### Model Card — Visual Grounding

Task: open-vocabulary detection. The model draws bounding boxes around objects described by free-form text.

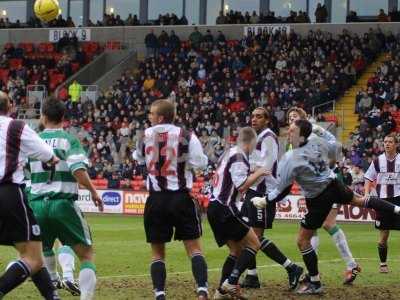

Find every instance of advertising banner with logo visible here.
[276,195,375,222]
[123,191,148,215]
[77,189,123,214]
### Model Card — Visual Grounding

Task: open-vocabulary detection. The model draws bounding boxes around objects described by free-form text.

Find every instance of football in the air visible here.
[34,0,60,22]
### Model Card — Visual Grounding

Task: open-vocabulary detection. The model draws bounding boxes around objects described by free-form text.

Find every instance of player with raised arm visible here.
[240,107,303,290]
[28,98,103,300]
[132,99,209,300]
[287,107,361,284]
[251,119,400,294]
[0,92,60,299]
[364,132,400,273]
[208,127,269,300]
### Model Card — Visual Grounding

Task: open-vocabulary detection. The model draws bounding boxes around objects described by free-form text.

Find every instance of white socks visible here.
[79,264,97,300]
[58,246,75,281]
[330,227,357,270]
[44,251,60,282]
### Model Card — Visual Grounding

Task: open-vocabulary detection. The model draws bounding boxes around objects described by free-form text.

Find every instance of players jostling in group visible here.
[208,126,269,299]
[240,108,303,290]
[287,107,361,284]
[251,119,400,294]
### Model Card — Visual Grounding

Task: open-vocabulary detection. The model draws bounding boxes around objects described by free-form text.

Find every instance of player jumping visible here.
[251,119,400,294]
[287,107,361,284]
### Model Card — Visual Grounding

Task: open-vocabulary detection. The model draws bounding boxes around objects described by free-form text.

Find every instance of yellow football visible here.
[34,0,60,23]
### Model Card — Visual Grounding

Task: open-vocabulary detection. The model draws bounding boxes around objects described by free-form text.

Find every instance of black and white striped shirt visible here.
[0,116,54,184]
[249,128,278,194]
[364,153,400,199]
[133,124,208,192]
[211,146,250,207]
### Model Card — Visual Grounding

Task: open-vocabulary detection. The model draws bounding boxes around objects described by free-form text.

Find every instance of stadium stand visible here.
[2,40,102,118]
[55,27,393,196]
[347,34,400,175]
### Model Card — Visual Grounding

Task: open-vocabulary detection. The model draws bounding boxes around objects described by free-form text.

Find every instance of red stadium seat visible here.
[71,62,80,73]
[9,58,23,70]
[0,69,9,84]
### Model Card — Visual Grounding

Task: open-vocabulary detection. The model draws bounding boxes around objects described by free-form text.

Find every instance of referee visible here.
[0,92,60,300]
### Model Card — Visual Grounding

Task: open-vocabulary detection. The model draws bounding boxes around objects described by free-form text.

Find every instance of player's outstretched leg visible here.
[322,208,360,284]
[258,237,303,290]
[378,230,390,273]
[74,245,97,300]
[58,245,81,296]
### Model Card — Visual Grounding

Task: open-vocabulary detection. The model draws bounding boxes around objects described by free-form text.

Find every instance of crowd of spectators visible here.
[216,3,328,24]
[57,27,388,185]
[0,38,101,118]
[347,35,400,180]
[0,5,397,29]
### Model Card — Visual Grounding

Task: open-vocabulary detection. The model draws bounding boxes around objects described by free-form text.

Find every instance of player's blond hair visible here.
[238,126,257,145]
[151,99,176,123]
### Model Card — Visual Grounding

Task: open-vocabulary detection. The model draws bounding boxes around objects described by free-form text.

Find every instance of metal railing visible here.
[311,100,336,119]
[80,85,98,104]
[17,108,41,119]
[26,84,47,107]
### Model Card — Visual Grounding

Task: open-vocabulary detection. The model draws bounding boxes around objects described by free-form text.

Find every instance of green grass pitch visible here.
[1,214,400,299]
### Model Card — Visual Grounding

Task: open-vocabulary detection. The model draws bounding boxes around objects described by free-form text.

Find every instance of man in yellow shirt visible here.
[68,80,82,107]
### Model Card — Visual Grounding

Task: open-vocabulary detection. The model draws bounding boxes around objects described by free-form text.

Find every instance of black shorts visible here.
[241,189,276,229]
[375,196,400,230]
[301,179,354,230]
[144,191,202,243]
[0,184,41,246]
[207,200,250,247]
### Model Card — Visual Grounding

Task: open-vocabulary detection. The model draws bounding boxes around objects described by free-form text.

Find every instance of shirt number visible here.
[146,146,177,177]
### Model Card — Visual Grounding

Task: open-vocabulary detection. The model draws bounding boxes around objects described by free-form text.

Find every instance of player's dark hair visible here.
[0,91,10,114]
[41,97,65,124]
[253,107,270,120]
[295,119,312,139]
[152,99,176,123]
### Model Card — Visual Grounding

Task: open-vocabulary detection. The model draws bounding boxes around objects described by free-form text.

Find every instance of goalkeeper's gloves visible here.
[251,196,267,209]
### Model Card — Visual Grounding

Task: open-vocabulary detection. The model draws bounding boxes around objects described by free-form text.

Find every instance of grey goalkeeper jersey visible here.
[269,135,337,199]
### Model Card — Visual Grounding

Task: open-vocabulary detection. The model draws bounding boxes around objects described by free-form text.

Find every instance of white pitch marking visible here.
[98,257,400,280]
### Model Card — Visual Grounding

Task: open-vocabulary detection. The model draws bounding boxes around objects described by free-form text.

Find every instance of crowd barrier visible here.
[76,189,375,222]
